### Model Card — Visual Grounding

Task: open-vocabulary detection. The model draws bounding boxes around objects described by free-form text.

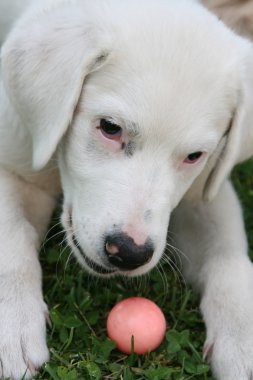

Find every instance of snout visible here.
[104,233,154,270]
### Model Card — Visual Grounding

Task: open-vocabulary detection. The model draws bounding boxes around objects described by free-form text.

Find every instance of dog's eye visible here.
[99,119,122,140]
[184,151,203,164]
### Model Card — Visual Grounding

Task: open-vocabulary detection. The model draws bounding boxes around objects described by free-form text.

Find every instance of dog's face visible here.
[2,0,253,277]
[58,21,239,277]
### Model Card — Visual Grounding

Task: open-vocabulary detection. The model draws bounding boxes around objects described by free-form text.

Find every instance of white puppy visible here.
[0,0,253,379]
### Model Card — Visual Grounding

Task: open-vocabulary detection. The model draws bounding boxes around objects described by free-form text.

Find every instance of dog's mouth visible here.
[72,234,116,275]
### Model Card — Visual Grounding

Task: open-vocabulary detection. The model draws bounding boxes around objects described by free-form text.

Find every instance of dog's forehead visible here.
[83,0,241,140]
[86,61,235,147]
[84,74,226,154]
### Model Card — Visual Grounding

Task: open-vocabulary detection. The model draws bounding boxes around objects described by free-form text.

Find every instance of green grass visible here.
[30,160,253,380]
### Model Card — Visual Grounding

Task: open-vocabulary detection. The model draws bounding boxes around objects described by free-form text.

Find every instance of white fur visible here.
[0,0,253,379]
[0,0,31,44]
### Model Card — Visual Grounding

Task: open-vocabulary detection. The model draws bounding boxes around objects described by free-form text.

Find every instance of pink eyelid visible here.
[96,126,122,142]
[96,127,123,153]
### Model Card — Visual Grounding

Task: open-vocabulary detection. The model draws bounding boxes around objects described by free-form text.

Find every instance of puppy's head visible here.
[2,0,253,276]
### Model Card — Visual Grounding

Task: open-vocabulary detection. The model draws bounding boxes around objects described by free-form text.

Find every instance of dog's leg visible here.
[0,167,57,380]
[171,180,253,380]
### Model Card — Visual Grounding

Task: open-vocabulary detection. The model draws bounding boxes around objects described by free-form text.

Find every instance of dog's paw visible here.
[0,295,49,380]
[203,331,253,380]
[200,257,253,380]
[202,293,253,380]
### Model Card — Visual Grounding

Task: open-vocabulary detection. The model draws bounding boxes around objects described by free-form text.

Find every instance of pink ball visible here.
[107,297,166,355]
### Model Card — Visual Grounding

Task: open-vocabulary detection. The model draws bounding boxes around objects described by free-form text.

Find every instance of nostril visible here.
[105,242,123,265]
[105,243,119,256]
[104,233,154,270]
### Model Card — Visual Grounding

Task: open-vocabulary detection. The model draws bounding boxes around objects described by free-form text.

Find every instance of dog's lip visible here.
[72,234,116,275]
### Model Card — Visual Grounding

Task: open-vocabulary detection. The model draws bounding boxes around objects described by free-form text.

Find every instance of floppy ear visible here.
[1,4,112,170]
[203,43,253,201]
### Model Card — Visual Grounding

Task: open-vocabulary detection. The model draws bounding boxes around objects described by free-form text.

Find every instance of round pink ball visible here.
[107,297,166,355]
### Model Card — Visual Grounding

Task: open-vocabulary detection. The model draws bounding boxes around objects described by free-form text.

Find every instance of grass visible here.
[25,160,253,380]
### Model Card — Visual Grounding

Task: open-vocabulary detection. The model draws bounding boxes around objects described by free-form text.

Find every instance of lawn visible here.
[31,160,253,380]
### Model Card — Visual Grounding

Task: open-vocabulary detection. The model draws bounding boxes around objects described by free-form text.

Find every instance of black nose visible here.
[104,233,154,270]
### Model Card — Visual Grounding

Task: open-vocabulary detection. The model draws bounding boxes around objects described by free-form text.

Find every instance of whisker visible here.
[63,249,74,279]
[156,263,169,297]
[43,229,66,247]
[55,242,71,282]
[162,253,186,288]
[166,239,189,264]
